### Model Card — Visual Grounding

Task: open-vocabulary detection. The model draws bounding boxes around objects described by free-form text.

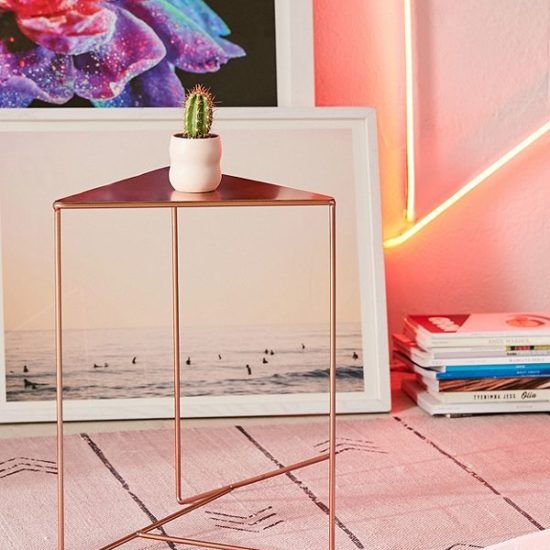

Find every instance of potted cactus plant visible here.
[169,85,222,193]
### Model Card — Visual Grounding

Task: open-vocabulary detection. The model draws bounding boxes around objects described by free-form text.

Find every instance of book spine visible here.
[426,387,550,404]
[420,375,550,392]
[396,353,550,380]
[445,362,550,372]
[417,334,550,349]
[402,379,550,415]
[437,366,550,379]
[408,352,550,368]
[393,338,550,363]
[432,349,550,360]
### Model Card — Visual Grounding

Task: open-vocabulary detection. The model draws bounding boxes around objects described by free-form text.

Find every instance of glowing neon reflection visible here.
[404,0,416,223]
[384,119,550,248]
[385,0,550,248]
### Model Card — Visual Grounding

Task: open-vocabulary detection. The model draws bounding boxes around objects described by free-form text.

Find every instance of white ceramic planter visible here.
[169,134,222,192]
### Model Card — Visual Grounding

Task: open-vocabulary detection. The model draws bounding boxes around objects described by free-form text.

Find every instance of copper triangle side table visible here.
[53,167,337,550]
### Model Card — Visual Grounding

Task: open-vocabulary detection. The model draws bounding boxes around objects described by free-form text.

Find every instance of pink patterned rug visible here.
[2,413,550,549]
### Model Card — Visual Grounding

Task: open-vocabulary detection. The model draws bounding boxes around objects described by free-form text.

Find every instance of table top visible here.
[54,167,334,210]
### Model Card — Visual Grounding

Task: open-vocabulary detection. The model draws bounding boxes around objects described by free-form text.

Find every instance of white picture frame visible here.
[0,107,390,422]
[0,0,313,122]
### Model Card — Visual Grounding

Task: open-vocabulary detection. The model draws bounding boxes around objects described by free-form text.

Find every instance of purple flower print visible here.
[0,0,245,107]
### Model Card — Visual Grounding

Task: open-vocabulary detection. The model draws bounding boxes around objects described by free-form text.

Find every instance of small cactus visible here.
[183,84,214,138]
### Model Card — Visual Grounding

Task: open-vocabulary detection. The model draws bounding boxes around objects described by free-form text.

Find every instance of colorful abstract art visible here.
[0,0,277,107]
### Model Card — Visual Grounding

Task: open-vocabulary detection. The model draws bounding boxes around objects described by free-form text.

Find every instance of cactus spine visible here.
[183,84,214,138]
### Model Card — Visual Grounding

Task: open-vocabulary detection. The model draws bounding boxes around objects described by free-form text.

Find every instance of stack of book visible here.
[395,313,550,415]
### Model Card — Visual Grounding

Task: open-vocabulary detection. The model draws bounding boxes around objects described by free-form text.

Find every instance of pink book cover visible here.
[406,313,550,338]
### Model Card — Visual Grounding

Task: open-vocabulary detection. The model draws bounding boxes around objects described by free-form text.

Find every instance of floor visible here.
[5,375,550,549]
[4,382,550,549]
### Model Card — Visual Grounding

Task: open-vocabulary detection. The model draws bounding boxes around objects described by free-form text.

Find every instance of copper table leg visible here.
[329,202,337,550]
[172,207,183,502]
[138,531,263,550]
[55,209,65,550]
[98,488,232,550]
[55,201,337,549]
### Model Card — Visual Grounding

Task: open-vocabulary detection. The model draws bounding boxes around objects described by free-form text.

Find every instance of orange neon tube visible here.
[384,118,550,248]
[385,0,550,248]
[404,0,416,223]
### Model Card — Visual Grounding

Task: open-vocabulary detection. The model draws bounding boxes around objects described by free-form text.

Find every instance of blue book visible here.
[436,364,550,380]
[394,353,550,380]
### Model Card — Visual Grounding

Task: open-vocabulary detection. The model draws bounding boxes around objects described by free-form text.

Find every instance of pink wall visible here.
[314,0,550,336]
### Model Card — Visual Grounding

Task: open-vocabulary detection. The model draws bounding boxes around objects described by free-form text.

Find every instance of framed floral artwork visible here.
[0,0,314,112]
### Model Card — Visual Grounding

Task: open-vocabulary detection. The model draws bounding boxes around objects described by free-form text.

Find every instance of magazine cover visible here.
[404,313,550,349]
[406,313,550,338]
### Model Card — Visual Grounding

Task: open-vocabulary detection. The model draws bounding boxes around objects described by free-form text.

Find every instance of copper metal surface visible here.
[53,168,334,210]
[55,210,64,550]
[98,488,232,550]
[54,174,337,549]
[172,207,183,502]
[177,453,330,506]
[329,203,337,549]
[138,532,262,550]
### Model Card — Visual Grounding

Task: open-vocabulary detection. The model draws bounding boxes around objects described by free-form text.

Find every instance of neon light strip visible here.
[404,0,416,222]
[384,118,550,248]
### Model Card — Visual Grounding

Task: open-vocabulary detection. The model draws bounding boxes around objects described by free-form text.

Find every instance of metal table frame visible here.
[54,170,337,550]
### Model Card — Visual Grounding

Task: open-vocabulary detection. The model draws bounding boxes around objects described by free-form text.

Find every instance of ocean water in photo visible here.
[5,324,364,401]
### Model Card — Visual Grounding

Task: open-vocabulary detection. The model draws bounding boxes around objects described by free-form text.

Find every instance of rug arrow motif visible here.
[315,437,387,455]
[0,457,57,479]
[444,545,483,550]
[205,505,283,532]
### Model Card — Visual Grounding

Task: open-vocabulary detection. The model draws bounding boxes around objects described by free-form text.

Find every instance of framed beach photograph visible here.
[0,108,390,422]
[0,0,314,114]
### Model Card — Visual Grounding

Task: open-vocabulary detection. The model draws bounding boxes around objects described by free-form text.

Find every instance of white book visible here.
[402,379,550,416]
[393,334,550,367]
[419,375,550,393]
[423,384,550,404]
[401,326,520,358]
